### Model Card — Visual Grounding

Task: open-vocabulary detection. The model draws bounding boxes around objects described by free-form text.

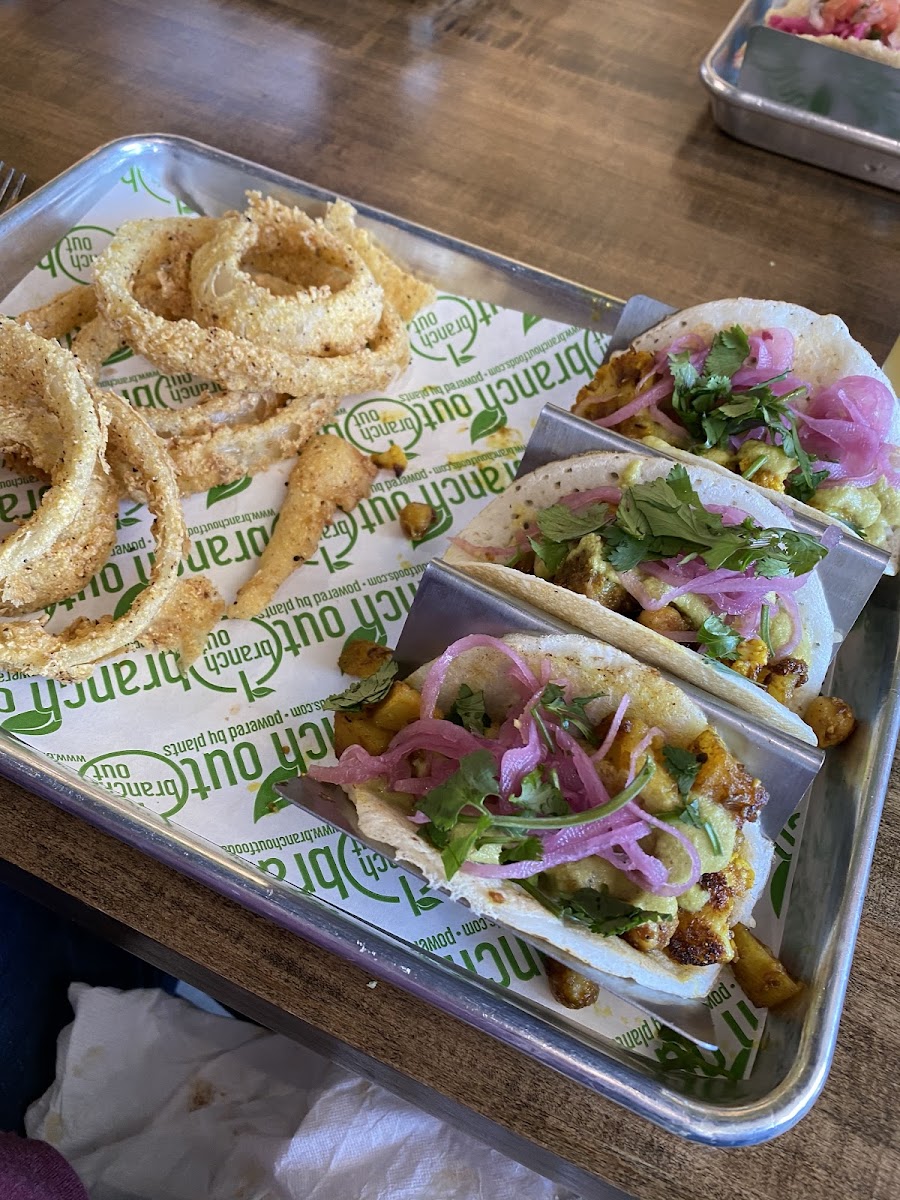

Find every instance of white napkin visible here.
[26,984,569,1200]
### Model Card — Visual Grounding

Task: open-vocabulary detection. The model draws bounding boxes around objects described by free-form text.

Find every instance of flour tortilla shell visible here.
[350,633,773,999]
[765,2,900,66]
[444,451,833,745]
[631,297,900,573]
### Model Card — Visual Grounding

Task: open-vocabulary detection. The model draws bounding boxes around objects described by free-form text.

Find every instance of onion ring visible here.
[0,388,185,681]
[323,199,436,323]
[92,217,410,398]
[0,320,106,607]
[190,191,384,356]
[16,284,98,340]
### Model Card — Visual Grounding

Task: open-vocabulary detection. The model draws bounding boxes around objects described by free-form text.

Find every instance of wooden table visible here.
[1,1,898,1196]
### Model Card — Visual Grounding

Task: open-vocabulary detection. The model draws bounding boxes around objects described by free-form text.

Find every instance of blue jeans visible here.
[0,880,174,1133]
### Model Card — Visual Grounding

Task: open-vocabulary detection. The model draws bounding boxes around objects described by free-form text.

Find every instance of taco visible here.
[444,452,836,746]
[570,298,900,573]
[766,1,900,65]
[310,633,774,999]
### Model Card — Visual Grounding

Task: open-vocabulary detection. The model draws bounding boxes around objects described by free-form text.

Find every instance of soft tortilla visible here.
[629,297,900,573]
[444,451,834,746]
[351,633,774,999]
[765,2,900,67]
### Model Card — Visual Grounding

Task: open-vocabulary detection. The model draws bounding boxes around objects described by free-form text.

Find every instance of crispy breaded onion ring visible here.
[72,312,279,442]
[190,192,384,356]
[92,218,409,399]
[0,389,185,681]
[16,284,98,340]
[0,320,106,606]
[323,200,436,323]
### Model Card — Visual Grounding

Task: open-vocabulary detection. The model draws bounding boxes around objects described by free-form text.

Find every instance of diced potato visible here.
[398,501,435,540]
[333,711,394,757]
[543,957,599,1010]
[370,681,422,731]
[804,695,857,749]
[731,923,804,1009]
[371,442,408,476]
[337,638,394,678]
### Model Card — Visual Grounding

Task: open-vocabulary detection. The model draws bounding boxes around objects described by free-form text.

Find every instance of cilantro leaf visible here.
[535,501,609,543]
[447,683,489,734]
[323,659,398,711]
[416,750,499,835]
[510,767,568,817]
[785,466,830,504]
[440,814,493,880]
[605,466,827,578]
[702,325,750,380]
[537,682,604,744]
[665,324,826,498]
[661,745,703,798]
[519,880,668,937]
[528,535,570,578]
[695,614,741,663]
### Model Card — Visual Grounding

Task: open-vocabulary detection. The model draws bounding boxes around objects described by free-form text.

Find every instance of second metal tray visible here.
[701,0,900,192]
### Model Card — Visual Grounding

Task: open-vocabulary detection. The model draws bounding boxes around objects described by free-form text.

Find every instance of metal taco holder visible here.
[700,0,900,193]
[0,134,894,1144]
[517,294,891,645]
[278,561,824,1051]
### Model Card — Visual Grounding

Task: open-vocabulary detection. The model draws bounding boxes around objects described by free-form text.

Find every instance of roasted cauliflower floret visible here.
[572,349,657,421]
[552,533,637,614]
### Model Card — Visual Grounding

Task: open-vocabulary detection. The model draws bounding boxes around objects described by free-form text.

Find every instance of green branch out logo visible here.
[189,618,283,702]
[409,296,479,366]
[342,397,423,454]
[39,225,114,285]
[80,750,188,819]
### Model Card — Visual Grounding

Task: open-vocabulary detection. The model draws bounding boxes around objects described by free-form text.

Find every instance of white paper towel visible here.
[26,984,571,1200]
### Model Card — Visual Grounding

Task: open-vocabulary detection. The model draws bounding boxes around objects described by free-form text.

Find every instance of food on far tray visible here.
[2,191,434,678]
[570,299,900,572]
[309,632,775,1000]
[730,923,803,1008]
[231,434,377,621]
[445,452,847,746]
[766,0,900,64]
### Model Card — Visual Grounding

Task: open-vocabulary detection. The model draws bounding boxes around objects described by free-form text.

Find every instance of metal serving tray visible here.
[0,133,896,1146]
[701,0,900,192]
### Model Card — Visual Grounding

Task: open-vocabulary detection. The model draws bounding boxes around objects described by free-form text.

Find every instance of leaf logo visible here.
[206,477,252,508]
[470,406,508,444]
[522,313,543,334]
[252,764,298,823]
[1,709,62,737]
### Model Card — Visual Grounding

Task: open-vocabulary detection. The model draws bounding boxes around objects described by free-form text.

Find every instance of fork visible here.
[0,162,26,214]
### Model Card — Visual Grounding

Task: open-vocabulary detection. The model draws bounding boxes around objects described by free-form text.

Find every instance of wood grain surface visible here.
[0,1,898,1196]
